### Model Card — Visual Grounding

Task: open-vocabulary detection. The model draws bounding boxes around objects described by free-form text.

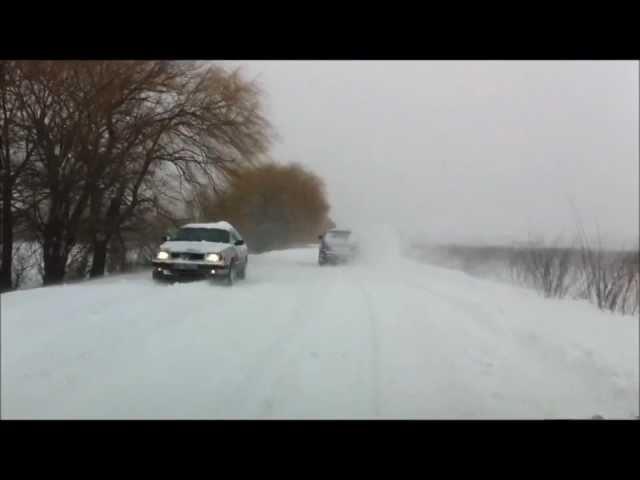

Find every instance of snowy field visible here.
[2,240,638,419]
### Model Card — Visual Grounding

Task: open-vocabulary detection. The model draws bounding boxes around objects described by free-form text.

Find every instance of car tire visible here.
[238,258,247,280]
[226,261,236,286]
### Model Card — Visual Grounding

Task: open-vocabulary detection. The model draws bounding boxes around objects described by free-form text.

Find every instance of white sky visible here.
[224,61,639,247]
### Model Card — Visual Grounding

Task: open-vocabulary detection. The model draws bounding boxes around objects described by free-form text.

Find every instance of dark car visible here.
[318,229,358,265]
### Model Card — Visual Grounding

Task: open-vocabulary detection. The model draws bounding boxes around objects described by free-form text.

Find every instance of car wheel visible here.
[238,258,247,279]
[226,261,236,286]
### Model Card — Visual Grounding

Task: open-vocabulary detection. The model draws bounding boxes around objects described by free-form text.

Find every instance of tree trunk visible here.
[90,194,122,278]
[0,177,13,292]
[42,224,68,286]
[116,233,127,272]
[89,237,109,278]
[42,252,67,285]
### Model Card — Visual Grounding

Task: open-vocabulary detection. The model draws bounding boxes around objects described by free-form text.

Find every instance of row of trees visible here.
[0,60,274,291]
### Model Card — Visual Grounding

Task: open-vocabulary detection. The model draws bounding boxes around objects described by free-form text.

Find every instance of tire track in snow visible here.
[221,276,330,416]
[397,273,505,336]
[356,278,382,417]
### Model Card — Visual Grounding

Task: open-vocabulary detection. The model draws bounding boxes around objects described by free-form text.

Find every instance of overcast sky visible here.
[226,61,638,247]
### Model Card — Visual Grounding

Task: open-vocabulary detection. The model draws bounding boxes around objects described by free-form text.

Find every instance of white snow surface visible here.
[2,242,638,419]
[182,221,234,231]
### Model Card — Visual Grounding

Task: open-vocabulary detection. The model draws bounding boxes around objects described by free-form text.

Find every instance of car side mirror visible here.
[234,239,245,246]
[318,235,323,240]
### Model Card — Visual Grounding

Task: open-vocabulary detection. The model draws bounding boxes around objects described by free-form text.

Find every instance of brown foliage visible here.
[195,162,331,252]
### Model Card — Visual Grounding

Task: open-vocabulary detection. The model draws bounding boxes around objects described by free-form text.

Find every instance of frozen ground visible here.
[1,237,638,419]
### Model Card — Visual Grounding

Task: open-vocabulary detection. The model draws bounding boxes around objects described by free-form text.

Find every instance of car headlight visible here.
[156,251,169,260]
[206,253,221,262]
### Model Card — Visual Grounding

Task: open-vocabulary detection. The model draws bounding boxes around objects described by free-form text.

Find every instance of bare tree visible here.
[0,61,36,291]
[6,61,272,285]
[68,62,272,278]
[9,61,101,285]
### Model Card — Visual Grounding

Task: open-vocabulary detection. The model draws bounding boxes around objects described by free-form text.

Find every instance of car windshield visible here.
[172,228,230,243]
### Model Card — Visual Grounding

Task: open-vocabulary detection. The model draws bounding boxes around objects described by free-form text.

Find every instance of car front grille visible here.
[170,252,205,261]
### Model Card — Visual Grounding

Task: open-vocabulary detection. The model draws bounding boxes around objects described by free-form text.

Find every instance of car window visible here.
[172,228,230,243]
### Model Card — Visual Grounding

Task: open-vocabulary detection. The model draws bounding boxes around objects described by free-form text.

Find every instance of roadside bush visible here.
[193,162,332,253]
[411,233,638,316]
[577,242,639,315]
[508,242,573,299]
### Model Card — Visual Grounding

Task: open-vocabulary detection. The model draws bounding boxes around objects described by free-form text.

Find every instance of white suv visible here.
[152,221,249,285]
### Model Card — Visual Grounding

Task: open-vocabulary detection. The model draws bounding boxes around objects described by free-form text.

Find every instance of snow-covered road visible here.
[2,246,638,419]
